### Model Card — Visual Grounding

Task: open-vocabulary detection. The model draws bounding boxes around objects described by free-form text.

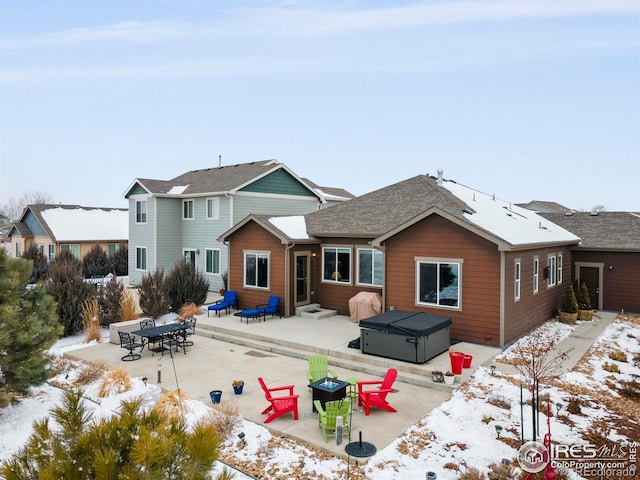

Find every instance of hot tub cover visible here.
[359,311,451,336]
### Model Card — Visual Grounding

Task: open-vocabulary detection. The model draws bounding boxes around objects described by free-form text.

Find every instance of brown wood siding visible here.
[314,238,383,317]
[572,250,640,313]
[502,247,572,345]
[384,215,502,345]
[226,222,287,313]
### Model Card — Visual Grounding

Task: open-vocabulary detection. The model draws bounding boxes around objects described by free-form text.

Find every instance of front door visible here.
[579,266,600,310]
[295,252,310,305]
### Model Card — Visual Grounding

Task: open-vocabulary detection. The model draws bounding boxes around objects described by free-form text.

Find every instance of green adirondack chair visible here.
[306,354,338,386]
[314,398,351,443]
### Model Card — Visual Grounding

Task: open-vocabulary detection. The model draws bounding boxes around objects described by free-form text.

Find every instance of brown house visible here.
[7,204,128,261]
[220,172,582,347]
[539,211,640,313]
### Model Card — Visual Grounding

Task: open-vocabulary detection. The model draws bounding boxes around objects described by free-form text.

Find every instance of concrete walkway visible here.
[66,307,618,458]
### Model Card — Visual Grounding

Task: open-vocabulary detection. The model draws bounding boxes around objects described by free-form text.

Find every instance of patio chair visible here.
[257,377,299,423]
[207,291,238,317]
[357,368,398,416]
[139,318,163,355]
[306,354,338,386]
[314,398,351,443]
[257,295,281,318]
[118,331,144,361]
[183,317,196,346]
[164,329,187,356]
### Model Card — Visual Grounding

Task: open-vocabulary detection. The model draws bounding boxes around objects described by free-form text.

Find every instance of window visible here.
[533,257,539,294]
[38,245,44,254]
[417,259,460,308]
[60,244,80,258]
[206,249,220,274]
[245,252,269,288]
[136,247,147,271]
[547,255,556,287]
[48,244,55,261]
[206,197,220,220]
[183,200,194,220]
[514,260,521,300]
[15,242,20,257]
[323,247,351,283]
[136,200,147,223]
[108,243,120,256]
[183,249,196,267]
[557,254,563,284]
[357,248,383,286]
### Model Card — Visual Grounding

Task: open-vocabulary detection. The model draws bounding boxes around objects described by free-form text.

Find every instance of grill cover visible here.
[348,291,382,323]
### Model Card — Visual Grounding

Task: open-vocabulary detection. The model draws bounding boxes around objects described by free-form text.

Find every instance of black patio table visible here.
[308,377,350,413]
[131,322,189,356]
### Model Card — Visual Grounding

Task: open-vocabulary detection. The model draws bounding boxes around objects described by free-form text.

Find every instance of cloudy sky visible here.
[1,0,638,212]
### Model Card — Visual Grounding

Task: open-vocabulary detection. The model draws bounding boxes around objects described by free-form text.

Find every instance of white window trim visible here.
[415,256,463,310]
[136,246,147,271]
[182,199,194,220]
[321,246,352,284]
[547,255,556,287]
[244,251,270,290]
[206,197,220,220]
[135,200,147,224]
[514,259,521,301]
[533,257,539,294]
[356,247,383,287]
[205,248,221,274]
[557,254,563,285]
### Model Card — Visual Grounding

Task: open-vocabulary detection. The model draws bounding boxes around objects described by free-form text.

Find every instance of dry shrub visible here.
[487,460,517,480]
[98,368,131,397]
[460,466,487,479]
[602,362,620,373]
[608,350,628,362]
[206,401,241,441]
[76,360,108,385]
[153,389,190,422]
[482,415,494,424]
[582,418,611,445]
[488,396,511,410]
[120,289,139,322]
[443,462,458,470]
[178,301,204,318]
[81,298,102,343]
[566,396,582,415]
[618,380,640,399]
[51,357,76,376]
[499,437,522,450]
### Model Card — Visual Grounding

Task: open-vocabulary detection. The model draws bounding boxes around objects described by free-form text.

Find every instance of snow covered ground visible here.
[1,315,638,479]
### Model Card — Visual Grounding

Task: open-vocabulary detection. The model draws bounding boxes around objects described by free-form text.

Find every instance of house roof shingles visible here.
[305,174,579,248]
[539,212,640,251]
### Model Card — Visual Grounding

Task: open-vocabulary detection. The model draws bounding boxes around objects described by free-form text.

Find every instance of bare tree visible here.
[1,191,53,221]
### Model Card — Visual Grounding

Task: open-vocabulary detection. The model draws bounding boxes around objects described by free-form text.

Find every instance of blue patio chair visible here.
[207,290,238,317]
[257,295,281,318]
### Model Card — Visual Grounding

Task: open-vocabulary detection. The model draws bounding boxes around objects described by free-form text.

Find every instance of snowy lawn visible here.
[1,315,639,479]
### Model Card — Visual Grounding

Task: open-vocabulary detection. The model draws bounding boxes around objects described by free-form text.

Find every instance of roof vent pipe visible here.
[436,169,444,186]
[218,155,222,168]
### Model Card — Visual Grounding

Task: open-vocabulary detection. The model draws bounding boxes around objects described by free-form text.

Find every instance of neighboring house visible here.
[0,214,11,255]
[539,211,640,313]
[220,171,582,347]
[516,200,573,214]
[123,159,353,291]
[7,204,128,261]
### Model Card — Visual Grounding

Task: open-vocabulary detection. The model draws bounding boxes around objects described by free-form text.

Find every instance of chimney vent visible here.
[436,169,444,186]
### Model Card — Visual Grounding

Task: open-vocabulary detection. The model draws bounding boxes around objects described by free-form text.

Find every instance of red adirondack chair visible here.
[357,368,398,416]
[257,377,300,423]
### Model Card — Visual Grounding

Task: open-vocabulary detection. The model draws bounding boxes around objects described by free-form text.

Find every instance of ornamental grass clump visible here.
[98,368,131,397]
[81,298,102,343]
[153,389,190,422]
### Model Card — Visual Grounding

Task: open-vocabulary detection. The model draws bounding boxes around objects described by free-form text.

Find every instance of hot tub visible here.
[359,311,451,364]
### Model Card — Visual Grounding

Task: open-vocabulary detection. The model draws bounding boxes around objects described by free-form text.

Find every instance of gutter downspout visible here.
[285,241,296,317]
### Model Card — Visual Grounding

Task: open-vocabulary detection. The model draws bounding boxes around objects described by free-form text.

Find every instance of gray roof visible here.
[300,178,355,201]
[516,200,573,213]
[539,212,640,251]
[305,175,470,237]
